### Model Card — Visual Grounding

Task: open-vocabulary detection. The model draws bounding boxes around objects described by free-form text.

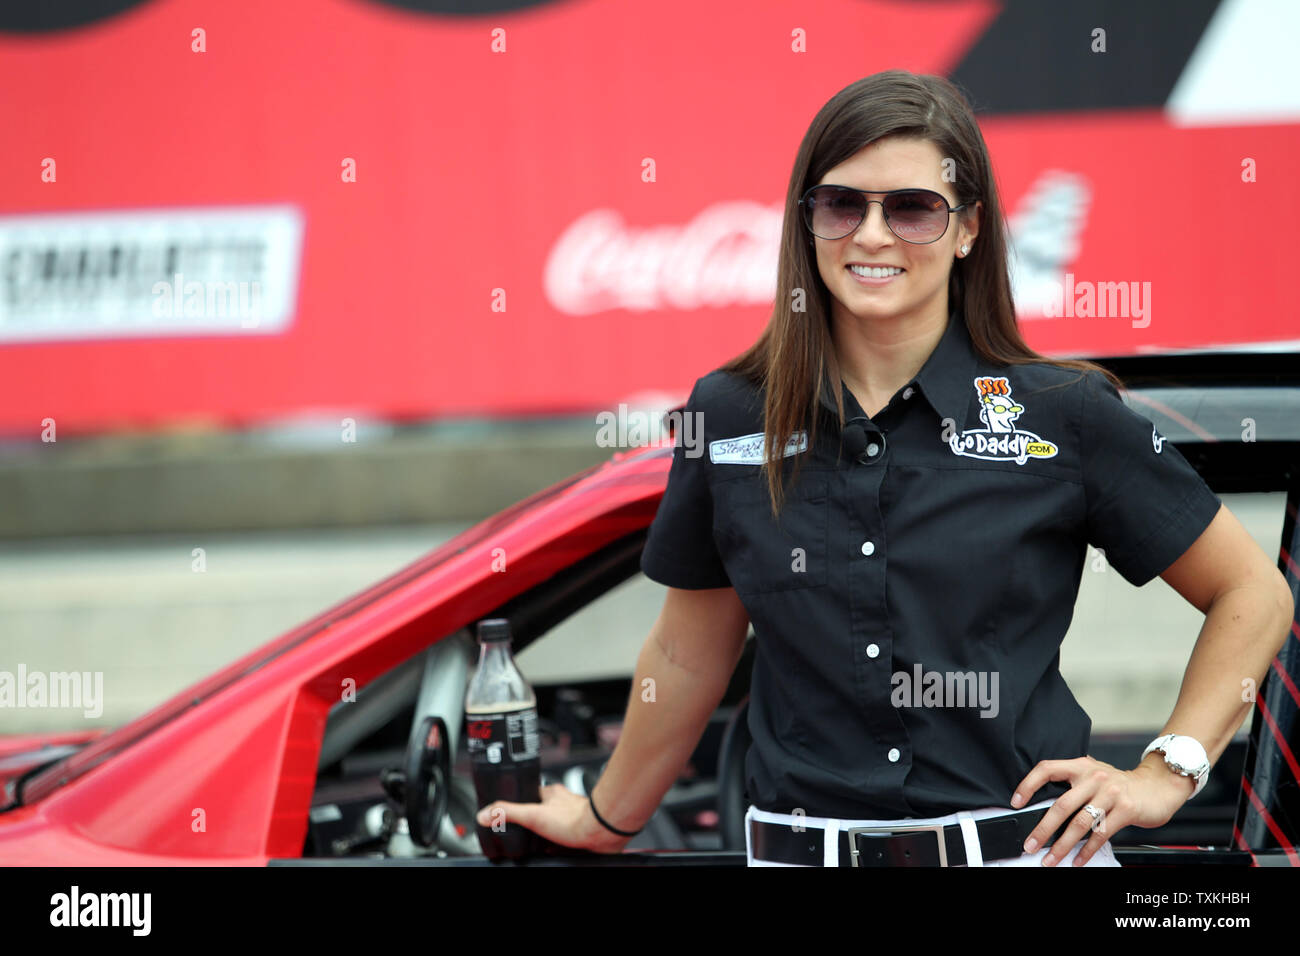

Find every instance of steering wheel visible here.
[396,715,452,847]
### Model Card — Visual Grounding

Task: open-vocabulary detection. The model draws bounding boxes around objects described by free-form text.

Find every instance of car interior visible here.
[305,530,761,861]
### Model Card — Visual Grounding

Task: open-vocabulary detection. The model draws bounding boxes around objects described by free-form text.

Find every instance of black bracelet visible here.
[589,788,642,837]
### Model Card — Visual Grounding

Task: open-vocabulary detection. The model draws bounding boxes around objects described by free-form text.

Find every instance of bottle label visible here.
[465,708,540,762]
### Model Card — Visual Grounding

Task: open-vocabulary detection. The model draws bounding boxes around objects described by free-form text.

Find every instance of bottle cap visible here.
[476,618,512,643]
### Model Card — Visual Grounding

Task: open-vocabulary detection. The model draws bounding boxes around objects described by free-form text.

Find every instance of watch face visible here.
[1162,738,1203,772]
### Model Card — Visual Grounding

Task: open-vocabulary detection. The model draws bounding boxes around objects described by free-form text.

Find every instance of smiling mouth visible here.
[847,265,905,280]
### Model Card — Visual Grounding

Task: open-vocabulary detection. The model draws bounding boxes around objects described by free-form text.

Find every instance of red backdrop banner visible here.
[1,0,1294,436]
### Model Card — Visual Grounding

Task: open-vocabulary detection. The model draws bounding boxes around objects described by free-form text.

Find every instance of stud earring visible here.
[960,244,970,256]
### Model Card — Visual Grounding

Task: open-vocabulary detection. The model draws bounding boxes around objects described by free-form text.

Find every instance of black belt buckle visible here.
[846,823,948,867]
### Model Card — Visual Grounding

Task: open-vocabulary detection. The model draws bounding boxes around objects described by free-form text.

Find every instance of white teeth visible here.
[849,265,904,278]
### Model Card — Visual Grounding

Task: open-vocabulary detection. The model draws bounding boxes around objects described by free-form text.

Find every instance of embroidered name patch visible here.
[948,376,1059,465]
[709,430,808,465]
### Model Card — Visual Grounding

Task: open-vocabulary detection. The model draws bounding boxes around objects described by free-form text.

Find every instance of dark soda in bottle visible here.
[465,618,541,861]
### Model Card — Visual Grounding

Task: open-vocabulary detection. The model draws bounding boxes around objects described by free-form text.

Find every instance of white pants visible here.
[745,799,1122,867]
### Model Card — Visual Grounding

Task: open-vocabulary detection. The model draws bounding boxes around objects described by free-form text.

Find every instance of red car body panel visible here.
[0,446,669,865]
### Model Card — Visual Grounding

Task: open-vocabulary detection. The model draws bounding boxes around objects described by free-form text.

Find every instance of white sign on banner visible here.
[0,205,304,341]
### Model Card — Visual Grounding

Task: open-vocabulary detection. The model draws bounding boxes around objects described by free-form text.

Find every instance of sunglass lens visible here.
[883,190,949,241]
[807,187,863,239]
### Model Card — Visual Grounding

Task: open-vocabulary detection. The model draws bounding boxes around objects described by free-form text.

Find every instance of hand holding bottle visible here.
[475,782,635,855]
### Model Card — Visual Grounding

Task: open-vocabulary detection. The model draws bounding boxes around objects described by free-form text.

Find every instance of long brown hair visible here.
[719,70,1124,517]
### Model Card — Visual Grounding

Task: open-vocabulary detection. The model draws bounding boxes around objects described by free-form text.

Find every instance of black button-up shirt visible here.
[640,307,1223,818]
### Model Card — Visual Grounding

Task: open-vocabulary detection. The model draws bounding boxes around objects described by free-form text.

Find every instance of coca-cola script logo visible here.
[543,203,782,315]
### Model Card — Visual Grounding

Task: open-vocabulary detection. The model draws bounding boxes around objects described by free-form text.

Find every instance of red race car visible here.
[2,351,1298,867]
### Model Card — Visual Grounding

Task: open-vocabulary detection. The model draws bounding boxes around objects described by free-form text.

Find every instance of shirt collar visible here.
[819,305,977,425]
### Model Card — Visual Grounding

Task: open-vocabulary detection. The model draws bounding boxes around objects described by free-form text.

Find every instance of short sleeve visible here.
[639,380,732,590]
[1079,370,1222,587]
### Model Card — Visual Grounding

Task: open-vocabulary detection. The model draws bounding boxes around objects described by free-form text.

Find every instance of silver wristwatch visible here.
[1141,733,1210,798]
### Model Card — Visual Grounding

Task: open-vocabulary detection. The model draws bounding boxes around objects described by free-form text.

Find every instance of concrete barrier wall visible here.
[0,420,609,538]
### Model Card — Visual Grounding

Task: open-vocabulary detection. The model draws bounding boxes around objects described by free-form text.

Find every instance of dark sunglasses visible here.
[799,185,971,243]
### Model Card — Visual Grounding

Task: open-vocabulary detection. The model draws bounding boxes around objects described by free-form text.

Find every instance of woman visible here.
[476,71,1293,866]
